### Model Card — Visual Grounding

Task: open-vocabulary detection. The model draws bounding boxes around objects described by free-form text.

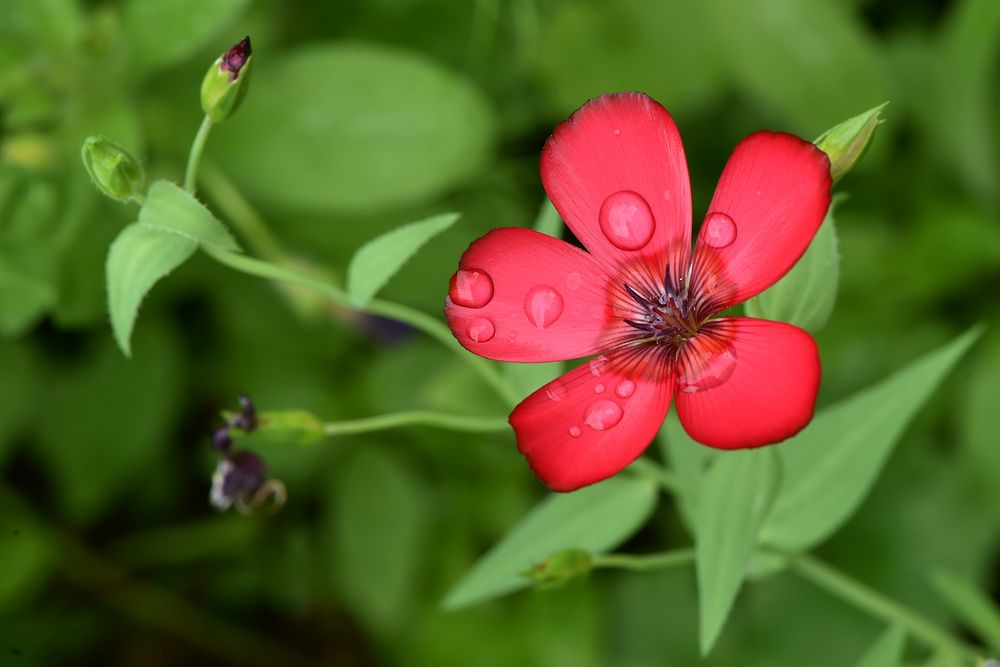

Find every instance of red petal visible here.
[675,318,820,449]
[691,132,831,310]
[445,228,615,362]
[510,353,673,491]
[541,93,692,276]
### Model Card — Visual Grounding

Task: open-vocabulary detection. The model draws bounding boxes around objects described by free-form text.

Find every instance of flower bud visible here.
[200,36,253,123]
[210,450,266,511]
[814,102,888,182]
[80,135,144,202]
[522,549,593,588]
[252,409,326,446]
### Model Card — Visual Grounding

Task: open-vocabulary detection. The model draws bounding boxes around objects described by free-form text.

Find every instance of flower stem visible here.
[593,549,695,572]
[324,411,509,436]
[786,552,980,663]
[184,115,214,193]
[200,162,288,261]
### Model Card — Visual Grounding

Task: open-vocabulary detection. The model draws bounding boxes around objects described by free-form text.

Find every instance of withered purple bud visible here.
[211,426,233,453]
[210,450,266,511]
[221,36,251,81]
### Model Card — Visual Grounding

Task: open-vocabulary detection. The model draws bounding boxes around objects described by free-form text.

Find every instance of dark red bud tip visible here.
[221,36,251,80]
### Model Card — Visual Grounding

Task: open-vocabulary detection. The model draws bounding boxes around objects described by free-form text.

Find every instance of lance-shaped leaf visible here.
[138,180,240,252]
[853,626,905,667]
[932,570,1000,655]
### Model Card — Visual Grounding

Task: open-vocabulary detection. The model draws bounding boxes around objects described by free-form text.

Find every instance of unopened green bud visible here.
[814,102,888,182]
[231,409,325,446]
[80,135,144,202]
[200,36,253,123]
[522,549,592,588]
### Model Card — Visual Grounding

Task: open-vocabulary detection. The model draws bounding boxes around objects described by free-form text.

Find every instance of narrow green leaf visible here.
[106,223,197,356]
[932,570,1000,654]
[443,476,657,610]
[697,448,779,655]
[744,196,841,332]
[346,212,459,307]
[854,626,906,667]
[659,412,717,532]
[138,180,240,252]
[761,326,984,551]
[0,264,55,336]
[533,197,563,237]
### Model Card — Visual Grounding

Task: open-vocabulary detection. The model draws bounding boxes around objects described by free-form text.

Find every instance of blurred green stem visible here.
[201,162,288,262]
[325,410,509,436]
[184,115,214,193]
[787,552,980,663]
[594,549,694,572]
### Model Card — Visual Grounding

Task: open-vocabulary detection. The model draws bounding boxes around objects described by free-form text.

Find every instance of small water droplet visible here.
[613,128,621,136]
[701,212,737,249]
[566,272,582,290]
[584,400,623,431]
[449,269,494,308]
[594,383,605,394]
[524,285,564,329]
[589,356,608,377]
[678,344,737,393]
[466,318,495,342]
[599,191,655,251]
[569,426,582,437]
[663,190,671,201]
[546,380,568,402]
[616,380,636,399]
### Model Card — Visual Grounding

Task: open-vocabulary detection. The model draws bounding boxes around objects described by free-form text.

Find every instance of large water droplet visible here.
[701,212,737,249]
[584,400,623,431]
[566,272,582,290]
[449,269,494,308]
[678,344,737,393]
[524,285,564,329]
[616,380,636,399]
[599,191,655,251]
[594,384,605,394]
[589,355,609,377]
[466,318,495,343]
[569,426,582,438]
[546,380,568,402]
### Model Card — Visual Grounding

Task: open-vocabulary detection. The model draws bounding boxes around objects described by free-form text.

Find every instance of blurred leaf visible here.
[931,571,1000,654]
[532,197,562,238]
[745,196,840,332]
[109,516,262,569]
[0,263,55,336]
[696,449,779,655]
[121,0,250,76]
[347,212,459,307]
[210,43,494,213]
[761,326,983,551]
[854,626,905,667]
[138,180,239,251]
[659,412,717,532]
[327,447,430,632]
[0,340,41,464]
[443,475,657,610]
[106,222,197,356]
[0,510,55,614]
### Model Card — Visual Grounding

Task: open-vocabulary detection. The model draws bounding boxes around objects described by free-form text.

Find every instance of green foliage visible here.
[138,181,240,251]
[347,212,460,307]
[932,571,1000,654]
[854,626,906,667]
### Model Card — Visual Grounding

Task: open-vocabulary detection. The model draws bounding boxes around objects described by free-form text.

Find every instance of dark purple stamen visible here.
[221,36,251,81]
[212,426,233,453]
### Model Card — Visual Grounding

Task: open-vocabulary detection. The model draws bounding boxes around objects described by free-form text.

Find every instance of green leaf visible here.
[106,223,197,356]
[533,197,563,238]
[0,510,55,614]
[443,476,657,610]
[696,448,779,655]
[744,196,841,332]
[761,326,983,552]
[121,0,250,76]
[138,180,239,252]
[0,263,55,336]
[931,570,1000,654]
[346,212,459,307]
[659,412,717,532]
[854,626,905,667]
[210,43,495,213]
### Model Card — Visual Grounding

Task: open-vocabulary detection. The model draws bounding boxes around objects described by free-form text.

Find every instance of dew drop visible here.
[616,380,636,399]
[466,318,495,343]
[589,355,609,377]
[566,272,582,290]
[678,345,737,393]
[599,191,655,251]
[524,285,565,329]
[569,426,582,438]
[584,400,623,431]
[546,380,568,402]
[449,269,494,308]
[663,190,671,201]
[594,383,605,394]
[613,128,621,136]
[701,212,737,249]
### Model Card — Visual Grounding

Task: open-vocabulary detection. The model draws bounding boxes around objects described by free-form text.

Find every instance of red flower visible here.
[446,93,832,492]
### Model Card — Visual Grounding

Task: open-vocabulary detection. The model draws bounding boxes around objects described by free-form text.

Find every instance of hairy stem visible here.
[184,116,214,193]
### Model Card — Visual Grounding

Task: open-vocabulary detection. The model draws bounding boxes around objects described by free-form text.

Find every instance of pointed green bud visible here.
[522,549,592,589]
[814,102,888,182]
[225,409,326,446]
[80,135,144,202]
[200,36,253,123]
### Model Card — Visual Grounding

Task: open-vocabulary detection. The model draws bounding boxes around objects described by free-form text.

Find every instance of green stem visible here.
[787,552,980,663]
[324,410,509,436]
[593,549,695,572]
[200,162,288,261]
[184,115,214,193]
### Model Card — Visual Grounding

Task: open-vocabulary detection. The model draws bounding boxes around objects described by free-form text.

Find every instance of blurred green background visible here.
[1,0,998,664]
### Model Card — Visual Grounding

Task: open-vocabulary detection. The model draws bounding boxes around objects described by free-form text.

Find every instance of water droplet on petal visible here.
[678,343,737,393]
[613,128,621,136]
[594,384,605,394]
[466,318,495,342]
[616,380,636,399]
[524,285,564,329]
[599,191,655,251]
[701,212,737,249]
[546,380,568,402]
[449,269,494,308]
[663,190,671,201]
[569,426,582,438]
[589,356,609,377]
[566,272,582,290]
[584,400,623,431]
